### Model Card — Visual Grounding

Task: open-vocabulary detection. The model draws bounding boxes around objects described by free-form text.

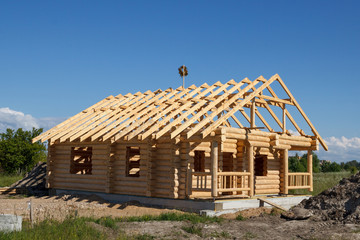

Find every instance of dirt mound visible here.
[10,162,47,196]
[294,172,360,223]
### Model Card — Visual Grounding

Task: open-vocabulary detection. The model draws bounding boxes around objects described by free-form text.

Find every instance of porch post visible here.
[211,141,218,197]
[248,144,254,197]
[307,150,313,191]
[283,149,289,194]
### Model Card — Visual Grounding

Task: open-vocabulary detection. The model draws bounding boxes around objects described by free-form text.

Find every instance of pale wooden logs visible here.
[211,141,218,197]
[50,144,110,192]
[52,182,104,192]
[256,189,280,194]
[283,149,289,194]
[248,145,254,197]
[307,150,313,191]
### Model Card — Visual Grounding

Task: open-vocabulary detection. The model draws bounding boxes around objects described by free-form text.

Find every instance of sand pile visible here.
[294,172,360,223]
[10,162,47,196]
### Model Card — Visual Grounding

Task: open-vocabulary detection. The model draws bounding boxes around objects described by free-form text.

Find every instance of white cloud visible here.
[288,129,300,136]
[0,107,65,133]
[317,136,360,163]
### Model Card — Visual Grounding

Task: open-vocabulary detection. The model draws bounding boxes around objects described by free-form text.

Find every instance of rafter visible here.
[33,74,327,152]
[200,74,279,138]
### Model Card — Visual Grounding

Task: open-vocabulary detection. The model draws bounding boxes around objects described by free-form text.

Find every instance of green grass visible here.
[0,213,221,240]
[0,173,23,187]
[181,224,203,237]
[289,171,353,196]
[210,230,231,238]
[93,216,118,229]
[0,217,107,240]
[235,213,246,221]
[119,212,223,224]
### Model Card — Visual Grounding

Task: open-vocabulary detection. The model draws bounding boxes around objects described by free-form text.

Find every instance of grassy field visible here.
[289,171,353,196]
[0,173,23,187]
[0,213,222,240]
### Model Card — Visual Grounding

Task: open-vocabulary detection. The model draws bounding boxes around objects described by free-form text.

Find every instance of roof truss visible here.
[33,74,328,151]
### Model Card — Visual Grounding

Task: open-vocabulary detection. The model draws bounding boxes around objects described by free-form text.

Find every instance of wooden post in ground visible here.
[248,144,254,197]
[211,141,218,198]
[283,149,289,194]
[307,150,313,191]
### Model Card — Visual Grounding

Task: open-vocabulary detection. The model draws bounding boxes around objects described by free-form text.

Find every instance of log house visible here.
[33,74,327,199]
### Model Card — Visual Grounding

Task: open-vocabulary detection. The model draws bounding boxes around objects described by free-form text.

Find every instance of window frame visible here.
[194,150,205,172]
[254,154,267,176]
[70,146,93,175]
[126,146,141,177]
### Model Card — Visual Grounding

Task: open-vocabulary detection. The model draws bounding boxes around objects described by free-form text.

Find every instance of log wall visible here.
[253,147,281,194]
[50,142,110,192]
[150,136,177,198]
[111,140,149,196]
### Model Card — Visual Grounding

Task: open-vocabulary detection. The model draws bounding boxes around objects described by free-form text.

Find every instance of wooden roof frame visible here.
[33,74,328,151]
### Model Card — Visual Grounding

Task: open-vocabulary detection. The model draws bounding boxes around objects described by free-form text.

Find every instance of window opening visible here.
[126,147,140,177]
[194,150,205,172]
[254,154,267,176]
[70,147,92,175]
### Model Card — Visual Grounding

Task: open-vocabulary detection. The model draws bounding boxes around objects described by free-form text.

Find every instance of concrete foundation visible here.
[55,188,309,214]
[0,214,22,232]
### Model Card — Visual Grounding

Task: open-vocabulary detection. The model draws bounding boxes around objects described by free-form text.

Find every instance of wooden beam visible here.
[258,198,287,211]
[165,78,247,139]
[141,81,220,140]
[61,95,135,142]
[75,92,152,142]
[257,95,294,105]
[282,106,286,133]
[248,144,254,197]
[307,150,313,191]
[283,149,288,194]
[211,141,218,197]
[100,88,174,141]
[186,78,263,139]
[200,74,279,139]
[54,95,129,142]
[250,99,255,128]
[284,109,304,136]
[255,108,274,132]
[127,84,207,140]
[276,77,328,151]
[113,87,192,141]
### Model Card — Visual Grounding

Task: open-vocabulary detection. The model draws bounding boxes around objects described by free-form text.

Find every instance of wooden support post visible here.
[248,144,254,197]
[251,99,255,128]
[283,149,289,194]
[186,164,192,198]
[307,150,313,191]
[282,106,286,133]
[211,141,218,198]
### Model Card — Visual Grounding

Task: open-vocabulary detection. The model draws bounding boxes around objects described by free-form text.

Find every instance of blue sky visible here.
[1,1,359,162]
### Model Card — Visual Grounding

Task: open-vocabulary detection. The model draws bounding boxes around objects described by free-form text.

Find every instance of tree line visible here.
[0,128,46,174]
[289,153,359,174]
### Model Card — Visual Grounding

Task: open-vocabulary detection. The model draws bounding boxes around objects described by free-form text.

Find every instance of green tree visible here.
[0,128,46,174]
[289,152,320,173]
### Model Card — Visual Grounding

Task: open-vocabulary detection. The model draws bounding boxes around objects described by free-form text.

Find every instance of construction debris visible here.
[288,172,360,223]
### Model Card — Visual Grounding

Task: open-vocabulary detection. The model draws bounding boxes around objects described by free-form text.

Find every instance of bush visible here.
[0,128,46,174]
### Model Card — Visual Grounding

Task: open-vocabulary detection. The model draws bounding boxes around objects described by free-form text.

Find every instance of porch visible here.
[186,141,314,199]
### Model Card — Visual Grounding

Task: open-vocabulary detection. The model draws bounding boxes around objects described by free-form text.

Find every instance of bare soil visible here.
[1,194,360,239]
[297,172,360,223]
